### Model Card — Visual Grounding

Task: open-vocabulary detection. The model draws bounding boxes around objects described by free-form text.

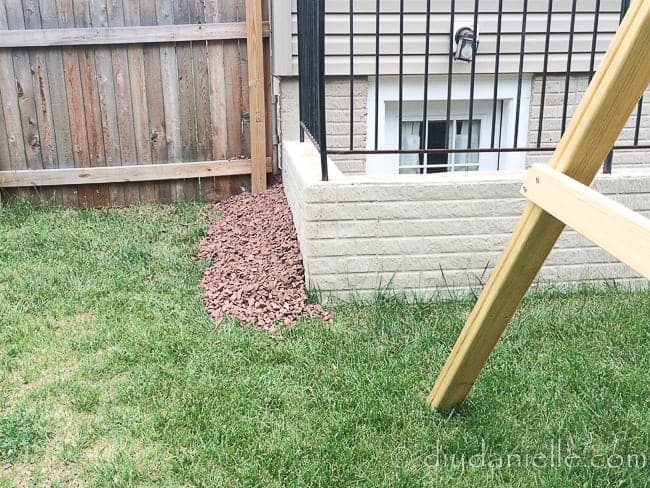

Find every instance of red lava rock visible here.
[199,182,332,330]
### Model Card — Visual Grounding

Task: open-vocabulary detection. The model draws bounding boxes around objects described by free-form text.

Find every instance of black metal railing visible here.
[297,0,328,180]
[297,0,649,180]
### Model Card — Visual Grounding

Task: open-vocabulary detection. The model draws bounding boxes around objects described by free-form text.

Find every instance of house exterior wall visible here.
[273,0,623,77]
[282,141,649,302]
[527,74,650,169]
[278,77,369,174]
[278,74,650,175]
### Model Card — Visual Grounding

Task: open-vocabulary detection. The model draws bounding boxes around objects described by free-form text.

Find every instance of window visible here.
[366,75,532,176]
[399,119,480,174]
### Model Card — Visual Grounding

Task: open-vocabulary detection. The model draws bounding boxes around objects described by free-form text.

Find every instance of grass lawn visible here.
[1,201,649,487]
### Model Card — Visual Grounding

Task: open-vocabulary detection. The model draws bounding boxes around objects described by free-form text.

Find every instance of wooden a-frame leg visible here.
[428,0,650,411]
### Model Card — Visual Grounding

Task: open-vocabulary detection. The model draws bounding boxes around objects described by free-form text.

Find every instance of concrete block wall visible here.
[278,77,368,175]
[278,74,650,176]
[283,141,650,302]
[527,74,650,168]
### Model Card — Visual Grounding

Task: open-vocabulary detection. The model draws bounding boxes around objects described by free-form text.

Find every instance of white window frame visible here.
[365,74,532,176]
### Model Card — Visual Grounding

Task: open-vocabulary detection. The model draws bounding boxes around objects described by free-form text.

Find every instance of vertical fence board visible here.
[175,0,199,200]
[39,0,76,205]
[0,0,270,206]
[24,0,58,203]
[90,0,124,206]
[5,0,43,179]
[155,0,182,202]
[123,0,156,203]
[58,0,91,206]
[106,0,139,205]
[204,0,228,201]
[139,0,171,203]
[74,1,109,207]
[0,4,26,172]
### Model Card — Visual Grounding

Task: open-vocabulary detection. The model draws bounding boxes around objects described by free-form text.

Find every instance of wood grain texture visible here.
[0,3,27,203]
[39,0,75,205]
[0,158,269,186]
[0,0,270,206]
[0,21,269,47]
[245,0,267,193]
[89,0,124,206]
[522,165,650,279]
[140,0,171,202]
[105,0,139,204]
[156,0,182,201]
[428,0,650,411]
[74,1,109,207]
[59,0,90,206]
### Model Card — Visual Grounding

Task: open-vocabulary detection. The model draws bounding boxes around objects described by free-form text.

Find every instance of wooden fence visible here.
[0,0,271,206]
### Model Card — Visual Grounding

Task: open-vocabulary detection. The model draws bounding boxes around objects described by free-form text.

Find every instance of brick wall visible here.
[283,141,650,302]
[279,77,368,175]
[279,74,650,175]
[528,74,650,168]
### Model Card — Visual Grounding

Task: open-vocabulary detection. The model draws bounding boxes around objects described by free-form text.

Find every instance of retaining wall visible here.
[283,141,650,302]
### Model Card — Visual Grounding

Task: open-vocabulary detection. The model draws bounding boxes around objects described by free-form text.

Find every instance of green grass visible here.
[1,200,648,487]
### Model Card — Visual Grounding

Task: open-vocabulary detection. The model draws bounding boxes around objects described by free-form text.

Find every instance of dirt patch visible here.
[199,183,331,329]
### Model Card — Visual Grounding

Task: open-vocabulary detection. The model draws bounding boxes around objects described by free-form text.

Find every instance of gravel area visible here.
[199,182,331,329]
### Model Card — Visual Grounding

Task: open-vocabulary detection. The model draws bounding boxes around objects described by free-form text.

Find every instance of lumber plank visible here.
[156,0,182,201]
[89,0,124,206]
[0,159,270,187]
[123,0,156,203]
[74,1,109,207]
[23,0,57,203]
[39,0,76,206]
[522,165,650,279]
[5,0,43,174]
[0,21,270,47]
[175,0,199,200]
[58,0,92,206]
[245,0,267,193]
[428,0,650,411]
[140,0,172,203]
[204,0,229,201]
[107,0,140,205]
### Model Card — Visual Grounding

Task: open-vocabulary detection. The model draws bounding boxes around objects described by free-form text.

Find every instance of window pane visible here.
[426,120,449,174]
[453,120,480,171]
[399,122,423,174]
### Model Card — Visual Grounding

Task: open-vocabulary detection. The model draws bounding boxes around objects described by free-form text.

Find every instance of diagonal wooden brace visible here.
[428,0,650,411]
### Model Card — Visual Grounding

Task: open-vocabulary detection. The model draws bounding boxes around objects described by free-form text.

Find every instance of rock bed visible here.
[199,183,331,329]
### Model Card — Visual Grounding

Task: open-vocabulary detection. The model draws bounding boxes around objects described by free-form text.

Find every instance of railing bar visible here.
[318,0,328,181]
[634,97,643,146]
[537,0,553,149]
[603,0,631,174]
[327,144,650,155]
[374,0,380,150]
[420,0,432,155]
[467,0,480,150]
[349,0,354,151]
[397,0,404,151]
[490,0,503,149]
[561,0,578,136]
[445,0,456,154]
[588,0,601,82]
[513,0,528,148]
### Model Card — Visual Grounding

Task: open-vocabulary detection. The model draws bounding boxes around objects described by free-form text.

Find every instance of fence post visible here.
[245,0,267,193]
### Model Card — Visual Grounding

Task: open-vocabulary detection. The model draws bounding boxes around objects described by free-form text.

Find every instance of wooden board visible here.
[522,165,650,279]
[0,159,269,187]
[0,0,271,206]
[245,0,267,193]
[428,0,650,411]
[0,21,269,47]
